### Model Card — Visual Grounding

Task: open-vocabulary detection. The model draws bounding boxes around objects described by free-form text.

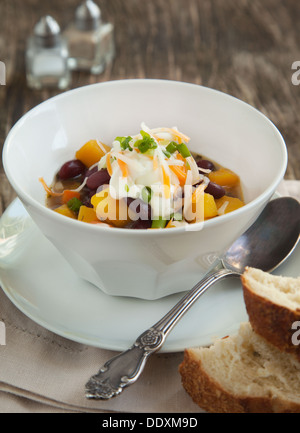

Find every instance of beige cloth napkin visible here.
[0,180,299,413]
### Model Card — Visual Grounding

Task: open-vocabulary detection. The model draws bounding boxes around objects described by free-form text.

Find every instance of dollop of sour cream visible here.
[97,124,201,219]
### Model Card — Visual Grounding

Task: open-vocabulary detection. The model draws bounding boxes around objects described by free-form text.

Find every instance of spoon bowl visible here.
[224,197,300,273]
[85,197,300,400]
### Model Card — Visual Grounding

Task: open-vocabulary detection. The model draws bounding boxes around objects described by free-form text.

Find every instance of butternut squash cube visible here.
[78,205,97,223]
[54,204,76,219]
[75,139,110,168]
[203,192,218,219]
[188,191,218,222]
[91,189,131,228]
[90,188,109,208]
[215,195,245,214]
[209,168,240,187]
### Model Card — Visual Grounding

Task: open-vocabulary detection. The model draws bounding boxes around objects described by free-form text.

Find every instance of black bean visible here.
[86,166,98,177]
[81,200,94,208]
[86,169,111,190]
[59,159,86,180]
[205,181,225,199]
[131,219,152,229]
[196,159,215,172]
[88,188,97,198]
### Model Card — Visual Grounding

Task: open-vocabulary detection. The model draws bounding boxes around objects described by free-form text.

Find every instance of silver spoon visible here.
[85,197,300,400]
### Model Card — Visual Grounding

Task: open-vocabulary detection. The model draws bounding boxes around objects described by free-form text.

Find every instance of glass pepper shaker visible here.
[25,15,71,90]
[64,0,115,74]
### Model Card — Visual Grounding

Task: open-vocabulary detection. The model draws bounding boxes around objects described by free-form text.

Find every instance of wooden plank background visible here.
[0,0,299,215]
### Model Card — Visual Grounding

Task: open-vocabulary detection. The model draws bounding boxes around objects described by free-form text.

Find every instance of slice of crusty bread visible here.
[179,322,300,413]
[242,267,300,360]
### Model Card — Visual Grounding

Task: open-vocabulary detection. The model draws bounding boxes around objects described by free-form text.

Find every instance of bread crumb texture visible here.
[180,268,300,412]
[242,267,300,359]
[179,323,300,413]
[242,267,300,311]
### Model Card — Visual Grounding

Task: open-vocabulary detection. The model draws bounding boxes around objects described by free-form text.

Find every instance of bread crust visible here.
[179,349,300,413]
[242,275,300,361]
[179,269,300,413]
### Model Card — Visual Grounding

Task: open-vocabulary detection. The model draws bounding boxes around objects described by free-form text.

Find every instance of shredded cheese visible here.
[39,177,63,197]
[161,166,171,199]
[186,156,201,185]
[169,165,187,186]
[72,176,88,192]
[150,127,191,143]
[106,154,113,176]
[217,201,229,215]
[96,139,109,155]
[117,158,129,178]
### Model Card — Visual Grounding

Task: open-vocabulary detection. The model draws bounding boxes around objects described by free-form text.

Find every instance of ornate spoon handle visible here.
[85,328,166,399]
[85,261,239,399]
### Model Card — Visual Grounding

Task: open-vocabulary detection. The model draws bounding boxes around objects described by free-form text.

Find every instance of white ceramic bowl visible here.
[2,79,287,299]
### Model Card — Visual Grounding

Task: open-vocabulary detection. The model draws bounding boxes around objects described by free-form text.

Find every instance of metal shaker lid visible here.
[34,15,61,47]
[75,0,101,31]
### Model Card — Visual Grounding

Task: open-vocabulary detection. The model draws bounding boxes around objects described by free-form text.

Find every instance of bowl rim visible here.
[2,78,288,237]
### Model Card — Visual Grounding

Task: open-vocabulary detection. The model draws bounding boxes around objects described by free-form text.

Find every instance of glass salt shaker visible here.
[64,0,115,74]
[26,15,71,90]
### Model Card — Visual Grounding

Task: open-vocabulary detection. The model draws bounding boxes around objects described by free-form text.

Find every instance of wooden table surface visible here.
[0,0,299,216]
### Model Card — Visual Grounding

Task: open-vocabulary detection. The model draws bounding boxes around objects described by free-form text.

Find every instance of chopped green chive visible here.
[162,149,172,158]
[151,217,168,229]
[177,142,191,158]
[137,140,151,153]
[67,197,82,213]
[166,141,178,154]
[134,130,157,154]
[165,141,191,158]
[115,136,133,151]
[172,211,183,221]
[142,186,152,203]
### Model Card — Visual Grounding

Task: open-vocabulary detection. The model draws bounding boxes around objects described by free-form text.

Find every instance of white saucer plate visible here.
[0,198,299,353]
